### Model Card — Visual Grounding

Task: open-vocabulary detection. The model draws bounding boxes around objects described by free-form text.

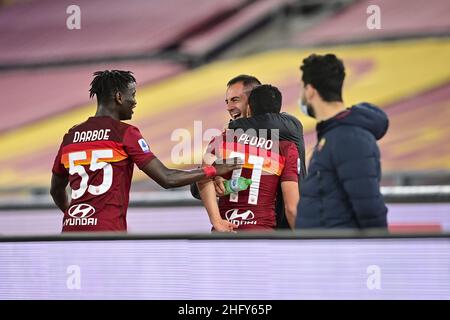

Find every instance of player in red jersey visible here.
[198,85,300,231]
[50,70,241,232]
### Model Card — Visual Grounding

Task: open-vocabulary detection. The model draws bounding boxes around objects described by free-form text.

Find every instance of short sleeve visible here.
[280,142,299,182]
[123,126,156,169]
[52,142,68,177]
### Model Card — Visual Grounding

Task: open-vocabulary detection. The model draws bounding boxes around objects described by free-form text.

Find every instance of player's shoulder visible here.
[117,120,139,132]
[59,120,87,146]
[66,119,88,133]
[63,117,140,143]
[95,117,142,136]
[279,112,302,129]
[66,116,130,131]
[279,139,298,153]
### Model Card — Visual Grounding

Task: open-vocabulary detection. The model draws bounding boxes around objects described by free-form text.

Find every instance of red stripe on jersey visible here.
[60,141,128,168]
[214,141,286,176]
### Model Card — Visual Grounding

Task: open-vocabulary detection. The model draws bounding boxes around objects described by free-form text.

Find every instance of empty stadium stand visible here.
[294,0,450,46]
[0,61,184,132]
[0,0,247,66]
[179,0,293,62]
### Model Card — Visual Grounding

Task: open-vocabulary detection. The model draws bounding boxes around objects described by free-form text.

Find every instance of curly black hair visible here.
[300,54,345,102]
[248,84,282,116]
[89,70,136,103]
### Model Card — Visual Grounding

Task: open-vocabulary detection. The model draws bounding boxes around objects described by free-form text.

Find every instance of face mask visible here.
[297,98,316,118]
[298,99,308,116]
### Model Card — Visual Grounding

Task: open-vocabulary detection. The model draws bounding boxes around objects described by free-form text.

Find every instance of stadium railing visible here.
[0,185,449,210]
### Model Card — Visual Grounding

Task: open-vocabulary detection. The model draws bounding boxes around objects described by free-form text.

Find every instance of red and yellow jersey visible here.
[207,130,299,230]
[52,116,156,232]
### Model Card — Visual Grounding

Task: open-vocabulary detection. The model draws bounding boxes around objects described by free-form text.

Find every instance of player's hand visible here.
[213,157,242,176]
[212,218,238,233]
[214,176,226,197]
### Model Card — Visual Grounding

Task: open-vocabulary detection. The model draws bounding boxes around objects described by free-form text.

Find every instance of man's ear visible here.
[305,84,315,101]
[246,105,252,117]
[114,91,122,105]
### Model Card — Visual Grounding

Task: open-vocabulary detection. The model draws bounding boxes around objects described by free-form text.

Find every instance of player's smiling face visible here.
[225,82,249,120]
[118,82,137,120]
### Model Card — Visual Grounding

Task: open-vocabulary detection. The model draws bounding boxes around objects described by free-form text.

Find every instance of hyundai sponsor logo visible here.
[68,203,96,219]
[225,209,257,225]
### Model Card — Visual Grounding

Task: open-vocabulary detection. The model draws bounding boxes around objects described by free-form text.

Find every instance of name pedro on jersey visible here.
[237,133,273,150]
[73,129,111,143]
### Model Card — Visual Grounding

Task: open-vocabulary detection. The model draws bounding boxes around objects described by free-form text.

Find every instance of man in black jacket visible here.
[191,75,306,229]
[296,54,388,229]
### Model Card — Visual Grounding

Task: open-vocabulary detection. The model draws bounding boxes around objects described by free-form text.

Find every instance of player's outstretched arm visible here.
[197,178,237,233]
[50,173,69,213]
[141,157,242,189]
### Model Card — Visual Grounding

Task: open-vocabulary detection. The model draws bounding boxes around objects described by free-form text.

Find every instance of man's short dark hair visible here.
[89,70,136,103]
[227,74,261,95]
[248,84,282,116]
[300,54,345,102]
